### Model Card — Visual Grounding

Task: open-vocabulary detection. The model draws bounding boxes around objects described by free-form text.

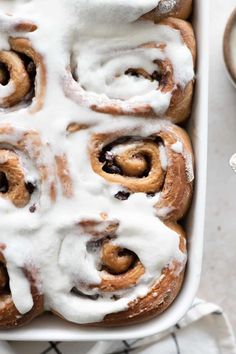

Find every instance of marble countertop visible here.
[198,0,236,330]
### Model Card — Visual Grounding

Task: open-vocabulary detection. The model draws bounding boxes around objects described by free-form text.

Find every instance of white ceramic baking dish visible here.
[0,0,209,341]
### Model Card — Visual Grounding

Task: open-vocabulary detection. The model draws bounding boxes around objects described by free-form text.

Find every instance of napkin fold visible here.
[2,299,236,354]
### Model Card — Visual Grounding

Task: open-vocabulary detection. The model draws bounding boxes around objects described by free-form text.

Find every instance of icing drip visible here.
[7,265,33,314]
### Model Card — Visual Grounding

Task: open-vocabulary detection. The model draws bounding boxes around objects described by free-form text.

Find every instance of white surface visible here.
[198,0,236,331]
[0,0,209,341]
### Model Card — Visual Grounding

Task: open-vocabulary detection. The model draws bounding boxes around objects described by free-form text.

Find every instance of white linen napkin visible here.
[2,299,236,354]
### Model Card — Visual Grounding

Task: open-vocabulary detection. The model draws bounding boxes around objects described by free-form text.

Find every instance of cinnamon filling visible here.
[101,244,137,275]
[0,172,9,194]
[100,137,163,179]
[25,182,36,195]
[125,67,162,82]
[0,263,10,295]
[0,63,10,86]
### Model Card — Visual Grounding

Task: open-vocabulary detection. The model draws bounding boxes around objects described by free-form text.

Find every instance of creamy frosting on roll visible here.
[67,22,194,116]
[0,0,194,325]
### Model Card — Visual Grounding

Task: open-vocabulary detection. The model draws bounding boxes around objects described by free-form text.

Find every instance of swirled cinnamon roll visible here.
[0,125,56,208]
[0,37,46,113]
[90,122,194,222]
[47,217,186,326]
[64,17,195,123]
[0,249,43,329]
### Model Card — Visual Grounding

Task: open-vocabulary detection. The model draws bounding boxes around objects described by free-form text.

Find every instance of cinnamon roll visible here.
[49,217,186,326]
[102,222,186,325]
[90,123,194,222]
[0,125,56,208]
[0,250,43,329]
[64,17,195,123]
[0,37,46,113]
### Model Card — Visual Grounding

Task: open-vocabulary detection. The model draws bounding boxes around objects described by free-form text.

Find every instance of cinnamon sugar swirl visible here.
[65,17,195,123]
[0,16,46,112]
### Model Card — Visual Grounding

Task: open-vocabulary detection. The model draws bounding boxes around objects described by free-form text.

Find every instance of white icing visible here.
[110,142,139,156]
[183,149,194,183]
[58,232,102,286]
[0,82,15,102]
[171,141,183,153]
[72,0,162,25]
[0,0,193,323]
[111,141,168,171]
[7,265,33,314]
[155,206,173,218]
[68,21,194,115]
[0,1,31,13]
[159,144,168,170]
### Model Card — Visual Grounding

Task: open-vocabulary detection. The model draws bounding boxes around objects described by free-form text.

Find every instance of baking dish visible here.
[0,0,209,341]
